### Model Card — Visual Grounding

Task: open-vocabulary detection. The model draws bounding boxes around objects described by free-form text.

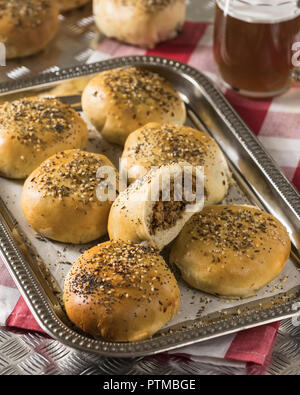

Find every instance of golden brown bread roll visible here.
[0,0,59,59]
[121,123,231,204]
[21,149,118,244]
[60,0,90,12]
[93,0,186,49]
[170,205,291,298]
[63,240,180,341]
[0,97,89,179]
[108,162,204,251]
[81,67,186,146]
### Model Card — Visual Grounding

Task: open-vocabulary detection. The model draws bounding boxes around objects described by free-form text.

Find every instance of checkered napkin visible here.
[0,21,299,374]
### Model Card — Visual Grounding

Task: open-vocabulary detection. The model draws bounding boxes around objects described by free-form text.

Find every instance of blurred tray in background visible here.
[0,0,216,84]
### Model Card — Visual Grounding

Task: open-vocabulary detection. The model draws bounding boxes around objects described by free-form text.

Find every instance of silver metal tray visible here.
[0,56,299,357]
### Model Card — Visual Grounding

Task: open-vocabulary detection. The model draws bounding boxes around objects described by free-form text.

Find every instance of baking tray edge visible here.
[0,56,299,357]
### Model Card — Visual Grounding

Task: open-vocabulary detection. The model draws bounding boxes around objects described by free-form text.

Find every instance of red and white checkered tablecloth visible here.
[0,21,299,375]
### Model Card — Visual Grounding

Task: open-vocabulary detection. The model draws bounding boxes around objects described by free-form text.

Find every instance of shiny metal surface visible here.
[0,3,96,83]
[0,56,299,359]
[0,318,299,375]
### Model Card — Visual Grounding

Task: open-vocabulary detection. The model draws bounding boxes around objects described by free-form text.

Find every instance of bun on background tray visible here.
[93,0,186,49]
[0,0,59,59]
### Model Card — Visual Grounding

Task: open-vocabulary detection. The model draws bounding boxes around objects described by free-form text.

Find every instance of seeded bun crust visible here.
[93,0,186,49]
[81,67,186,146]
[63,240,180,341]
[60,0,90,12]
[108,162,203,251]
[121,123,231,205]
[0,98,89,179]
[170,205,291,298]
[21,149,117,244]
[0,0,59,59]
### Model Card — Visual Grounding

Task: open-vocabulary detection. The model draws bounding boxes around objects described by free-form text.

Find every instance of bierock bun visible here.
[108,162,204,251]
[93,0,186,49]
[63,240,180,341]
[170,205,291,298]
[0,98,89,179]
[0,0,59,59]
[21,149,117,244]
[82,67,186,146]
[121,123,231,205]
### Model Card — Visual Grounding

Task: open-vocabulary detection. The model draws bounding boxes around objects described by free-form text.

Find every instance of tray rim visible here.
[0,55,299,357]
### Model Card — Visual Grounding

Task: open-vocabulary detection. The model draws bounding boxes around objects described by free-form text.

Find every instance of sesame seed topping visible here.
[0,0,53,29]
[125,124,213,168]
[0,97,77,152]
[102,67,180,117]
[185,206,288,263]
[27,150,114,204]
[65,241,175,313]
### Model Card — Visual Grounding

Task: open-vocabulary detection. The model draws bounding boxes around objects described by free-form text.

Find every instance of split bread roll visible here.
[108,162,204,251]
[0,98,89,179]
[60,0,90,12]
[63,240,181,342]
[121,123,231,205]
[0,0,59,59]
[21,149,118,244]
[82,67,186,146]
[170,205,291,298]
[93,0,186,49]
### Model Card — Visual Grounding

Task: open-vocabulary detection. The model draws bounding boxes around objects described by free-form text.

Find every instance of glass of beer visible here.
[213,0,300,98]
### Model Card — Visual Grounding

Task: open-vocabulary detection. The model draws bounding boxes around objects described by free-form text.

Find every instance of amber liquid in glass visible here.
[213,4,300,96]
